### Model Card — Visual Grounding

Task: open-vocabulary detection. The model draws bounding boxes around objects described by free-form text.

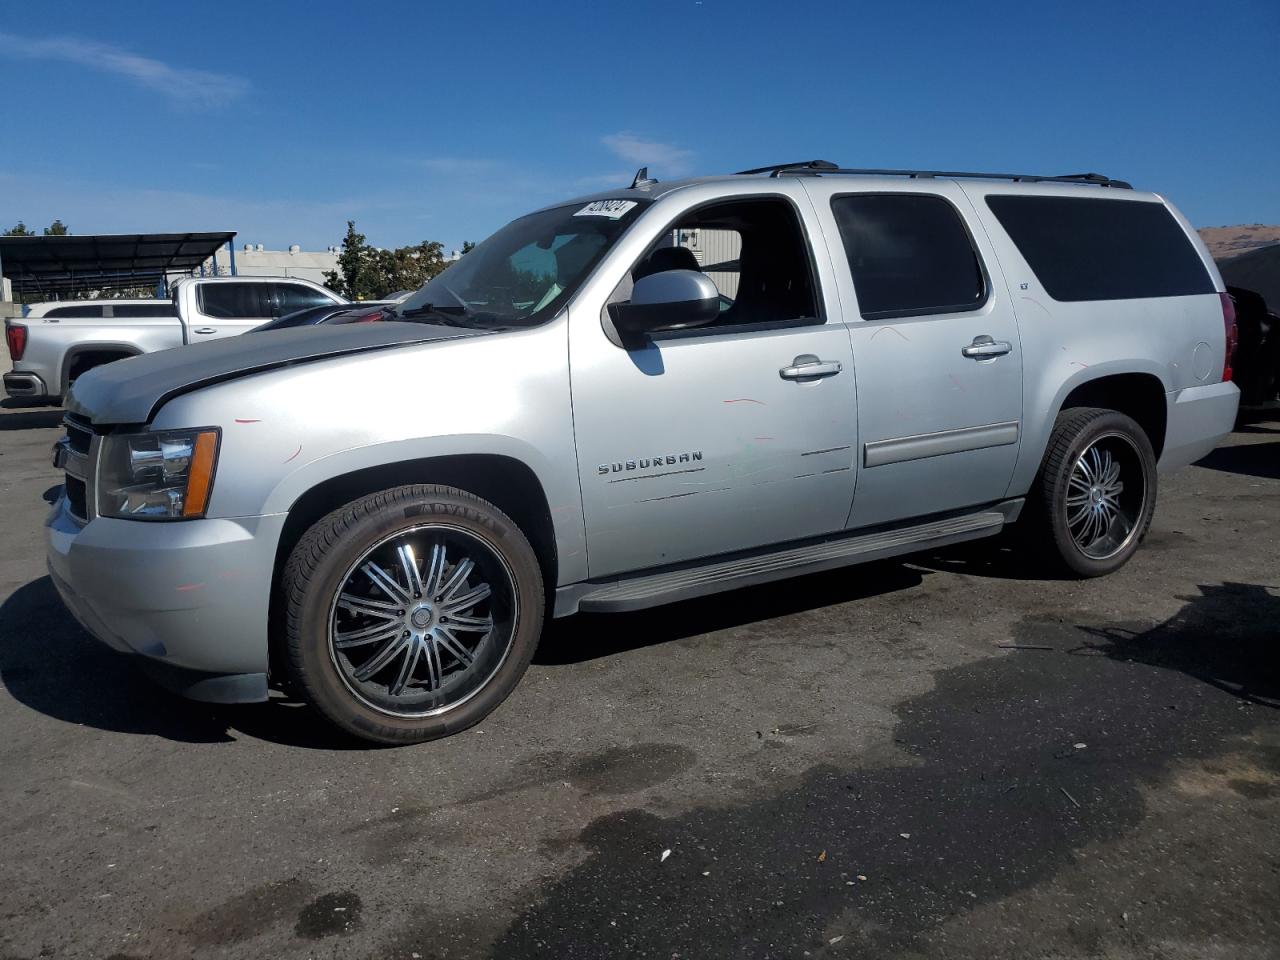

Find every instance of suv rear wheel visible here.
[1026,407,1157,577]
[281,484,544,744]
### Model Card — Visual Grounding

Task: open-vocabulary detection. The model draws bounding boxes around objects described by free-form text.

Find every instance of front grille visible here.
[59,415,95,523]
[64,414,93,454]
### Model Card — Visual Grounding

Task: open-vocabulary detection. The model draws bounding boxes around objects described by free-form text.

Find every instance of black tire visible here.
[1023,407,1157,578]
[281,484,544,745]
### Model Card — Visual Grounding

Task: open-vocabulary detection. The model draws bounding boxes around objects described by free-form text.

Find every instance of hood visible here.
[67,321,481,424]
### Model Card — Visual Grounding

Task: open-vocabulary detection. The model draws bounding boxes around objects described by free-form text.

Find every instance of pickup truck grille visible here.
[57,415,96,523]
[64,414,92,454]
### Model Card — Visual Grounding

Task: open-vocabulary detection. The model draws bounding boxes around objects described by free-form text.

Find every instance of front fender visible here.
[151,324,587,584]
[258,432,588,584]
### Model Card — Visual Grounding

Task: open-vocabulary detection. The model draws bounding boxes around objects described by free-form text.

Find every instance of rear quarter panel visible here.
[18,317,183,393]
[962,183,1227,496]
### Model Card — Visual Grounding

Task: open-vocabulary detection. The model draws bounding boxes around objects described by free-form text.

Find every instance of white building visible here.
[203,243,341,286]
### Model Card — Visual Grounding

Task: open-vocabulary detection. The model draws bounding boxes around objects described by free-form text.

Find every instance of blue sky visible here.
[2,0,1277,252]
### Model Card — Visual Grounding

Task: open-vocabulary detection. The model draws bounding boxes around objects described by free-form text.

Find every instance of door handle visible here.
[780,355,843,380]
[193,327,217,335]
[961,335,1012,359]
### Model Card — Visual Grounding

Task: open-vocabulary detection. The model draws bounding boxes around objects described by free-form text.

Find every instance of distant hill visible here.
[1198,225,1280,260]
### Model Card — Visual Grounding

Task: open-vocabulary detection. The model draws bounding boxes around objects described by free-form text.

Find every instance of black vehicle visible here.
[252,301,392,332]
[1228,286,1280,408]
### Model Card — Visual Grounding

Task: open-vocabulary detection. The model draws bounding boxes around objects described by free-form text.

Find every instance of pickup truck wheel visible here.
[1028,407,1157,577]
[282,484,543,745]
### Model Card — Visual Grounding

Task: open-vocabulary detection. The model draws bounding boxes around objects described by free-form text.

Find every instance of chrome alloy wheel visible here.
[1065,432,1147,561]
[326,524,518,718]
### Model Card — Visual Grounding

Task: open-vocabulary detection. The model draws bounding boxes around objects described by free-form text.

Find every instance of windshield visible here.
[392,199,648,328]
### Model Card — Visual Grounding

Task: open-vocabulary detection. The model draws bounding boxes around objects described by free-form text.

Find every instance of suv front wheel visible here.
[281,484,544,744]
[1027,407,1158,577]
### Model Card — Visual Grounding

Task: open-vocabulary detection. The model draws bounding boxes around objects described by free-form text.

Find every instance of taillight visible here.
[1220,292,1238,382]
[355,309,383,324]
[4,322,27,362]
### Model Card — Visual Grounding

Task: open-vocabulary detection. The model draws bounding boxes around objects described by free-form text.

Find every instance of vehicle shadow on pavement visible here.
[482,581,1280,958]
[0,576,373,749]
[536,560,926,665]
[0,407,64,430]
[1070,581,1280,709]
[908,535,1072,582]
[1193,438,1280,480]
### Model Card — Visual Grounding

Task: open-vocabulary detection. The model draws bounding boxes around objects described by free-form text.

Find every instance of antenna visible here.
[630,167,658,189]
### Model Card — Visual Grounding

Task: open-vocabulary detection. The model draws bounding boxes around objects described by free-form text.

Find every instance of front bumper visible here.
[45,496,287,703]
[3,370,49,399]
[1159,380,1240,473]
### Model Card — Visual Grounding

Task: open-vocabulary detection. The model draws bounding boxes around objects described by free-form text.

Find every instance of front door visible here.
[805,183,1024,529]
[569,190,859,579]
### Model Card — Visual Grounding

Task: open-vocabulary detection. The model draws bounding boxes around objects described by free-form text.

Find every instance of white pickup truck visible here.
[3,276,344,402]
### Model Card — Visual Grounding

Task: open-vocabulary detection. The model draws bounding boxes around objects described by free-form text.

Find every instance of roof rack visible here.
[734,159,1131,189]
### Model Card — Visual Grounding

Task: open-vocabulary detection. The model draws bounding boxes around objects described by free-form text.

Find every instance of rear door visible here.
[188,282,273,340]
[804,182,1024,529]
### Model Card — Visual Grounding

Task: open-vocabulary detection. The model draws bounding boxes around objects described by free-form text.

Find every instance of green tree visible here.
[43,219,69,236]
[325,222,454,300]
[375,240,449,294]
[461,240,476,255]
[3,222,35,236]
[323,221,381,301]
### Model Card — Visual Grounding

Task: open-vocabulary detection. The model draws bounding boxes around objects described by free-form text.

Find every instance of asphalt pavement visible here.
[0,389,1276,960]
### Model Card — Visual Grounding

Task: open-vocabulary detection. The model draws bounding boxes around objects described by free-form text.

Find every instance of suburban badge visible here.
[598,451,703,475]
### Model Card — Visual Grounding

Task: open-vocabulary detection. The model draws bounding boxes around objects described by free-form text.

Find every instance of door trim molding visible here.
[864,420,1020,468]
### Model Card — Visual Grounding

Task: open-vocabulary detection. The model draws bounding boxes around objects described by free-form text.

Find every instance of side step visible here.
[557,501,1020,616]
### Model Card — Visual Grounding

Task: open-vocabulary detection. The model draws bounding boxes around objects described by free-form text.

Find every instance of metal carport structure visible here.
[0,232,235,301]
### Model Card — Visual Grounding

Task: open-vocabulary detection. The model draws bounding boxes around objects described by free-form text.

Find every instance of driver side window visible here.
[618,197,821,334]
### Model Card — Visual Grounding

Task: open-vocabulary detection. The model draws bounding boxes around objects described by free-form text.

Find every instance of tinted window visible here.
[622,197,819,334]
[831,194,986,319]
[985,195,1214,301]
[44,305,105,318]
[110,304,177,318]
[271,283,336,317]
[199,283,268,319]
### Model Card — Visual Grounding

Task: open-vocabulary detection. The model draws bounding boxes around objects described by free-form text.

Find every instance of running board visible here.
[555,501,1020,616]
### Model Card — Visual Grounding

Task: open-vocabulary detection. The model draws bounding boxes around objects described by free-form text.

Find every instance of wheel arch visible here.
[1010,361,1170,498]
[59,341,142,395]
[267,454,560,682]
[1055,371,1168,459]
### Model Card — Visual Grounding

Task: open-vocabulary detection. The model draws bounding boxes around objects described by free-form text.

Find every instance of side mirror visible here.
[608,269,720,345]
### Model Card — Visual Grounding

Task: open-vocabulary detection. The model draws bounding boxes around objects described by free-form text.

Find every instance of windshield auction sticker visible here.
[574,199,638,219]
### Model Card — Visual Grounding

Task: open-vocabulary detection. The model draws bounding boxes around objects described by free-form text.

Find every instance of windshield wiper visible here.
[395,302,512,331]
[397,303,473,324]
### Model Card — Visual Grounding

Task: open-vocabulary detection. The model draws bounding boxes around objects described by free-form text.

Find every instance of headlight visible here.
[98,428,220,520]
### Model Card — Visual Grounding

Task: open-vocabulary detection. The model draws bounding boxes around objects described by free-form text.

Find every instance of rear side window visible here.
[985,195,1214,301]
[110,304,176,318]
[199,283,268,319]
[44,305,105,318]
[830,194,987,320]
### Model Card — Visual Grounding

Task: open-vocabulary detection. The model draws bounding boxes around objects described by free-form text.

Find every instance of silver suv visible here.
[46,162,1240,744]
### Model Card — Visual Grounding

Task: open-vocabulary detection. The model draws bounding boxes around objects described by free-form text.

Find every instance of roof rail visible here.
[734,161,1131,189]
[735,160,840,176]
